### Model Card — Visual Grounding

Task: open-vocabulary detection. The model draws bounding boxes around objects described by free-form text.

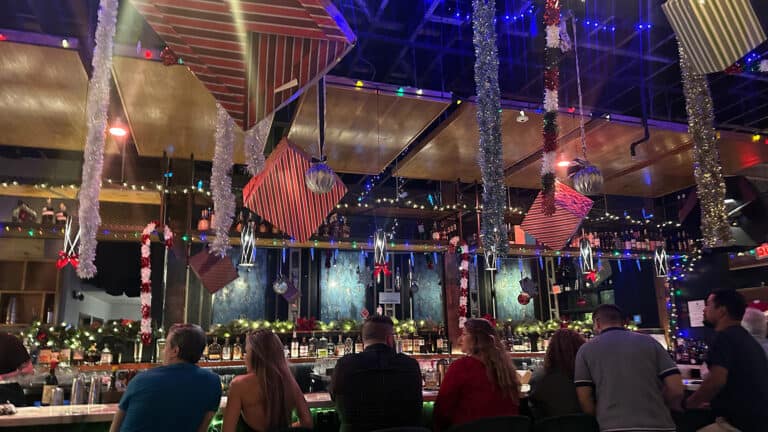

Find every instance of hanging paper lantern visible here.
[568,159,604,196]
[305,162,337,194]
[518,292,531,305]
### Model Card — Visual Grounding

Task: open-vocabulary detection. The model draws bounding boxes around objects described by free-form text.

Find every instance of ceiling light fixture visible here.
[109,126,128,137]
[557,160,571,167]
[516,110,529,123]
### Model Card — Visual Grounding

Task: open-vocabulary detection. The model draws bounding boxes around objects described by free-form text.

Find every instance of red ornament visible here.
[141,333,153,345]
[518,292,531,305]
[585,271,598,283]
[143,49,153,59]
[160,47,179,66]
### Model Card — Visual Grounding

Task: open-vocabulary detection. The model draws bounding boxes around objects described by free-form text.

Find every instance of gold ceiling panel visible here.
[0,42,90,152]
[287,81,450,175]
[394,104,581,182]
[112,56,245,162]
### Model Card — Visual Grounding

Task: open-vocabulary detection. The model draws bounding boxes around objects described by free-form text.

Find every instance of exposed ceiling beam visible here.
[603,141,693,182]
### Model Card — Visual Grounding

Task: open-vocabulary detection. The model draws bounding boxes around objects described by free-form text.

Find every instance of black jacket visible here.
[331,343,423,432]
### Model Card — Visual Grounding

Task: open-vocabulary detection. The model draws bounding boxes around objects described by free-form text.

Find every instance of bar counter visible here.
[0,392,441,428]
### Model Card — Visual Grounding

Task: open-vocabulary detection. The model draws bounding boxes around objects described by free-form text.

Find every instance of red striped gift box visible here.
[129,0,356,128]
[521,182,593,250]
[243,138,347,242]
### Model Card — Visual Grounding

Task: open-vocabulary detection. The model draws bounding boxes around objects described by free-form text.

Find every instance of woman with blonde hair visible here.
[433,318,520,430]
[222,330,312,432]
[528,328,586,419]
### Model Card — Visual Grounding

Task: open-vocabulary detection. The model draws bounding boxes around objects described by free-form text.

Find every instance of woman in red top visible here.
[433,318,520,430]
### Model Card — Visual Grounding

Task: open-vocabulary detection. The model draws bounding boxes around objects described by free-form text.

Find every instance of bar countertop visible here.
[0,392,441,427]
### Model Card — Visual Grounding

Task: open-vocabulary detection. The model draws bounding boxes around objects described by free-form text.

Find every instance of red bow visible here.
[56,250,80,270]
[373,262,391,278]
[585,271,597,283]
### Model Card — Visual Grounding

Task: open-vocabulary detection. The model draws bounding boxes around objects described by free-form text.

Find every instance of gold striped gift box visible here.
[662,0,766,74]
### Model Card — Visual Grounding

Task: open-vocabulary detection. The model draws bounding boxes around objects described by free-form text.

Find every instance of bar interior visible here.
[0,1,767,431]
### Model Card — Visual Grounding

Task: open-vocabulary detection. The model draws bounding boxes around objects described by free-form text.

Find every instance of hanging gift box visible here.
[243,138,347,242]
[662,0,766,74]
[189,249,239,295]
[521,182,593,250]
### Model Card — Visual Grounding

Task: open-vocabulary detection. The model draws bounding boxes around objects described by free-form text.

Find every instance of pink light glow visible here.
[109,127,128,137]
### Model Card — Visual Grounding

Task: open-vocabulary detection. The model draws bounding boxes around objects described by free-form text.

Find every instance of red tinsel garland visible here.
[140,222,172,345]
[458,242,470,329]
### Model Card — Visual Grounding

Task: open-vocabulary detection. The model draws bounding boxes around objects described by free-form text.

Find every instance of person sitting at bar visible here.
[741,306,768,358]
[330,315,423,432]
[433,318,520,431]
[574,304,683,432]
[0,332,34,406]
[110,324,222,432]
[687,290,768,432]
[529,328,585,419]
[222,330,312,432]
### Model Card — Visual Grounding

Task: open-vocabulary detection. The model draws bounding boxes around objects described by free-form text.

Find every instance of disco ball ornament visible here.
[272,277,288,295]
[517,292,531,305]
[305,162,336,194]
[568,158,604,196]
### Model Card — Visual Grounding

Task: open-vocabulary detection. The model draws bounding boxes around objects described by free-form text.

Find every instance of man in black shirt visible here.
[687,290,768,432]
[331,315,423,432]
[0,332,34,406]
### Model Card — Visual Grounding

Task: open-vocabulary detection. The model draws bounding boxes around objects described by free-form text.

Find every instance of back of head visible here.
[710,289,747,321]
[168,324,207,364]
[463,318,520,400]
[362,315,394,345]
[593,304,625,328]
[246,330,291,430]
[742,307,767,338]
[545,329,586,380]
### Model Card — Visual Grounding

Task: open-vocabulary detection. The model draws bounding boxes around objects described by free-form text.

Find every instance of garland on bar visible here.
[140,222,173,345]
[458,241,470,329]
[472,0,508,255]
[677,44,733,248]
[243,113,273,177]
[541,0,561,216]
[211,104,236,256]
[77,0,118,279]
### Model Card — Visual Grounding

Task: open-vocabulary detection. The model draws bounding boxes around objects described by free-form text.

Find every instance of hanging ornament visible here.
[579,238,595,273]
[305,77,338,194]
[654,246,669,278]
[472,0,508,255]
[139,221,173,345]
[517,292,531,305]
[77,0,118,279]
[540,0,562,216]
[210,104,236,257]
[677,43,733,247]
[373,229,390,282]
[238,221,256,268]
[57,217,81,270]
[483,244,497,271]
[272,275,288,295]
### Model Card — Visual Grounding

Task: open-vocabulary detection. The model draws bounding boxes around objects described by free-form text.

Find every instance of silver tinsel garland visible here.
[678,43,733,248]
[244,112,273,177]
[472,0,508,255]
[77,0,118,279]
[211,104,236,256]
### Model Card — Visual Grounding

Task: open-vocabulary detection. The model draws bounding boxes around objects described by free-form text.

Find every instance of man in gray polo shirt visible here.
[574,304,684,432]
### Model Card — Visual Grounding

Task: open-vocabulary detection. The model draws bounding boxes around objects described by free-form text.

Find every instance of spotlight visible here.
[557,160,571,168]
[109,126,128,137]
[516,110,529,123]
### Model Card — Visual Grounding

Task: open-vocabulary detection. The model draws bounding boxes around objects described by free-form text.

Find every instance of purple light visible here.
[505,14,510,19]
[454,11,460,18]
[611,26,616,31]
[594,22,599,27]
[585,20,591,25]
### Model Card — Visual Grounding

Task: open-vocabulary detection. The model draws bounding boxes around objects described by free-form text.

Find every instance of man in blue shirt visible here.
[110,324,222,432]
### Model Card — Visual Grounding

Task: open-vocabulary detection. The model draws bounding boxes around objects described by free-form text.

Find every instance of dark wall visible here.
[611,260,661,328]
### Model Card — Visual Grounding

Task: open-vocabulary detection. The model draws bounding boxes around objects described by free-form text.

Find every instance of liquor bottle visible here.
[207,338,222,361]
[308,334,318,357]
[100,346,113,365]
[41,361,59,406]
[299,337,309,358]
[72,346,85,366]
[203,337,209,360]
[594,231,601,249]
[436,327,445,354]
[222,338,232,361]
[630,231,637,250]
[402,333,412,354]
[623,231,632,250]
[317,334,329,358]
[325,335,334,358]
[290,332,299,359]
[614,232,622,249]
[336,334,344,356]
[86,344,99,365]
[354,336,363,354]
[344,336,353,355]
[232,337,243,361]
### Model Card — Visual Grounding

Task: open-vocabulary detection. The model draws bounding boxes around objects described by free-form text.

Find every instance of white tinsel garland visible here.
[244,112,273,177]
[544,89,559,112]
[77,0,118,279]
[541,151,557,175]
[211,104,236,257]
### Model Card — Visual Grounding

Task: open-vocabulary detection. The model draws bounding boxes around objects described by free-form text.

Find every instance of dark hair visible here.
[464,319,520,401]
[362,315,394,342]
[593,304,625,325]
[709,290,747,320]
[544,329,586,380]
[168,324,207,364]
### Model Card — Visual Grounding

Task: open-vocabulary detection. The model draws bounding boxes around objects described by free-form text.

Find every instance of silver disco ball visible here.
[569,159,604,196]
[305,162,336,194]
